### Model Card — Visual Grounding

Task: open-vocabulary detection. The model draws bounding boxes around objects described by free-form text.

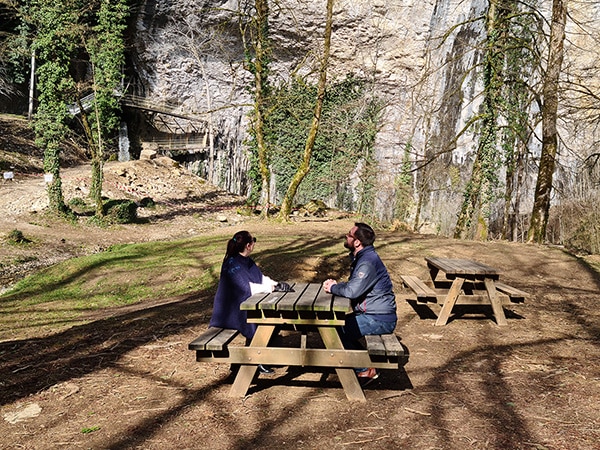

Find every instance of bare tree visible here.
[528,0,567,243]
[240,0,272,217]
[172,17,235,185]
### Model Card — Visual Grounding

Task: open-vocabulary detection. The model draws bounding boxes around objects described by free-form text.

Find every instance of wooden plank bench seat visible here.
[401,274,437,301]
[494,282,529,302]
[189,327,240,352]
[364,333,408,367]
[402,273,528,305]
[190,327,408,370]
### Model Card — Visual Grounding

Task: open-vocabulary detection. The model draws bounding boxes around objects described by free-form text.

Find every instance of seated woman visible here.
[209,230,279,374]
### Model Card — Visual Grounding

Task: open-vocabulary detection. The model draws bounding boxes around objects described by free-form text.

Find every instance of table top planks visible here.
[332,295,352,312]
[240,282,352,313]
[239,291,270,310]
[313,285,337,311]
[275,282,307,311]
[295,283,322,311]
[425,257,500,279]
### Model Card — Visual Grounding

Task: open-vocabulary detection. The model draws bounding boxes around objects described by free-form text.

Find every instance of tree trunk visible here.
[91,103,104,218]
[252,0,271,217]
[278,0,334,220]
[507,143,527,240]
[454,0,502,239]
[454,157,484,238]
[527,0,566,243]
[28,50,36,121]
[202,63,216,185]
[44,141,68,215]
[413,170,427,232]
[77,97,104,217]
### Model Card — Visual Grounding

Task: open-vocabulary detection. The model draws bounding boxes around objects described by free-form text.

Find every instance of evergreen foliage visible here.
[247,75,383,211]
[12,0,129,217]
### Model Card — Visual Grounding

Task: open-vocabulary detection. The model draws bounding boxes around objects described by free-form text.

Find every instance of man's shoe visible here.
[258,364,274,374]
[356,368,379,386]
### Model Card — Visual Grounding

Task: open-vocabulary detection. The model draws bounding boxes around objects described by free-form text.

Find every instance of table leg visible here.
[318,327,366,402]
[435,277,465,326]
[428,265,440,284]
[229,325,276,398]
[484,278,507,326]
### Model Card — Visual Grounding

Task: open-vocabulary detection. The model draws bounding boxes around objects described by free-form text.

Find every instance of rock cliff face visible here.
[127,0,598,230]
[129,0,442,209]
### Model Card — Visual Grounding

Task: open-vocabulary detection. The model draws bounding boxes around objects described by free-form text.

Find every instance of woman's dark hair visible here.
[354,222,375,246]
[224,230,255,262]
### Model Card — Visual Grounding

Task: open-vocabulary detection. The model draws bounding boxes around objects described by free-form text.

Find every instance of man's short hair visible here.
[354,222,375,246]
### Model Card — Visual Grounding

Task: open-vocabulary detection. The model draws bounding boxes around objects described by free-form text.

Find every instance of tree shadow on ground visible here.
[140,193,245,222]
[405,299,526,325]
[3,232,599,448]
[0,292,210,407]
[0,235,353,408]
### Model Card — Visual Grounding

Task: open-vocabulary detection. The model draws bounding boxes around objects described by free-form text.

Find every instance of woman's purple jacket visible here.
[209,253,264,339]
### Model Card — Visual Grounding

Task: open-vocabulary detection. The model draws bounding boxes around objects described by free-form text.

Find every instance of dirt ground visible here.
[1,119,599,449]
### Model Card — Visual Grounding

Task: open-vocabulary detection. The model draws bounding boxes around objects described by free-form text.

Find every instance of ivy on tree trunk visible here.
[454,0,504,239]
[84,0,129,217]
[241,0,272,217]
[30,1,79,216]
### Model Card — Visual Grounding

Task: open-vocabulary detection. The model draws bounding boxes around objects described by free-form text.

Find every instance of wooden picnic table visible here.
[189,282,406,402]
[401,257,528,326]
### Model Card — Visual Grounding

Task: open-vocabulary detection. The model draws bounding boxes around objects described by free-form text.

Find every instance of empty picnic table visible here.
[189,282,407,401]
[401,257,528,326]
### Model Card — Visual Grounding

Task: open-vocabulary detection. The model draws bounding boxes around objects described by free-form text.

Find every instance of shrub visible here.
[103,199,138,224]
[138,197,156,208]
[68,197,94,215]
[548,198,600,254]
[6,229,30,244]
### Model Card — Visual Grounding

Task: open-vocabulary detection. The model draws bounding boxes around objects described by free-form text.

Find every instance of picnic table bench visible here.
[189,282,408,401]
[401,257,529,326]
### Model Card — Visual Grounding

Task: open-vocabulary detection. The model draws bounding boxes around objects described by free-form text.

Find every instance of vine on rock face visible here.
[248,74,383,213]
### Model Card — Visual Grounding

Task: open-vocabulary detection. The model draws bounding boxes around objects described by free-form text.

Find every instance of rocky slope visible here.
[0,115,247,291]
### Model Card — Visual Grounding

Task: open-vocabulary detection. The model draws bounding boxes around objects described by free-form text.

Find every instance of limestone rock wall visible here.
[127,0,600,230]
[129,0,445,206]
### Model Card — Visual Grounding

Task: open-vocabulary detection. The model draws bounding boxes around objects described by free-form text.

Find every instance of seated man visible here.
[323,222,397,384]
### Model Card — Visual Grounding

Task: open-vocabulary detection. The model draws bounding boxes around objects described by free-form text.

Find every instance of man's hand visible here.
[322,279,337,293]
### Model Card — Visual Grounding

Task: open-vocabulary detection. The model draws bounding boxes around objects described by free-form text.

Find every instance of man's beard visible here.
[344,241,353,250]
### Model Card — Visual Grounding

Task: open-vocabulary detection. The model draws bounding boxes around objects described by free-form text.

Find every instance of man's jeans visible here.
[338,313,397,350]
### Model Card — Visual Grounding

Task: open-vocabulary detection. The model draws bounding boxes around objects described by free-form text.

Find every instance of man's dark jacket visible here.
[330,245,396,318]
